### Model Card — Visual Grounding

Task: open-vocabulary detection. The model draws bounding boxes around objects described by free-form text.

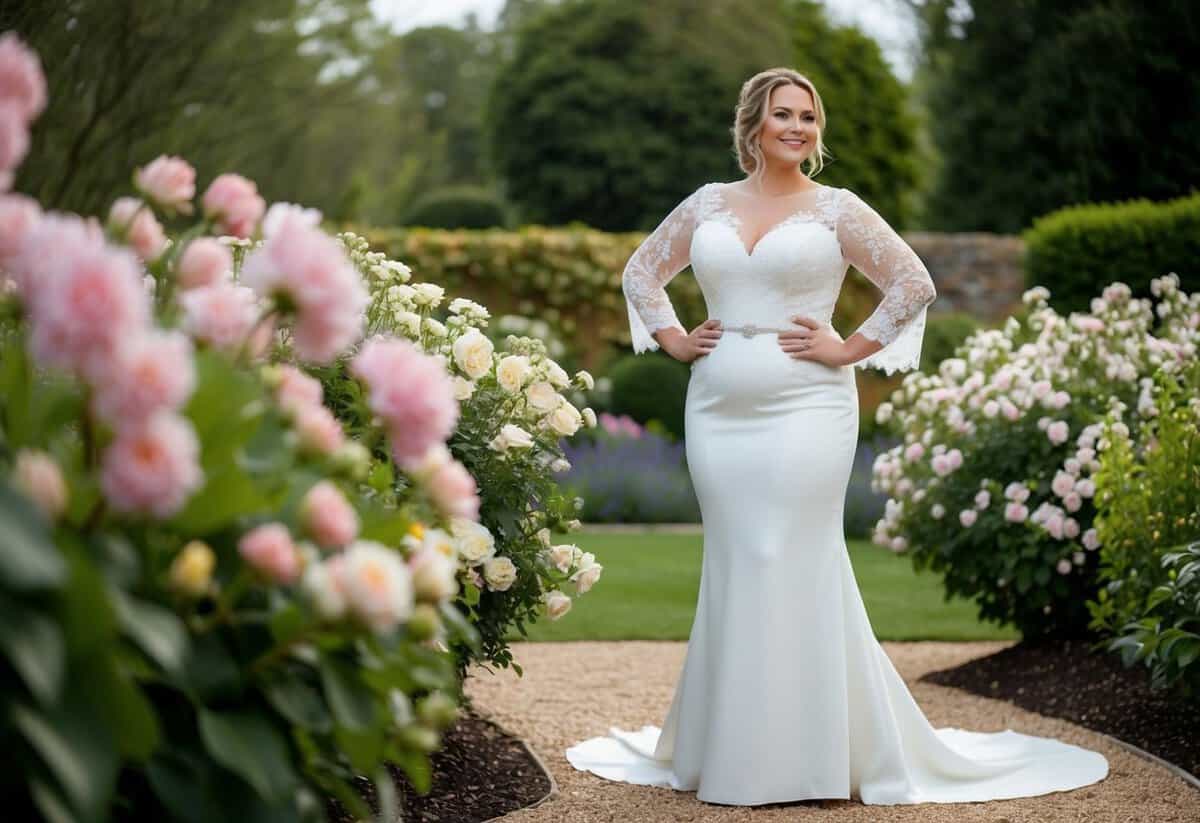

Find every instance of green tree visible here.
[910,0,1200,232]
[486,0,740,231]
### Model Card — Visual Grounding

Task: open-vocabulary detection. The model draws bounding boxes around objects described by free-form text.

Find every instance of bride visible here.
[563,68,1109,806]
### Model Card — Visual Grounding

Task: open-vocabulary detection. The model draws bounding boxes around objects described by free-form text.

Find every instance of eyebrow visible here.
[773,106,815,115]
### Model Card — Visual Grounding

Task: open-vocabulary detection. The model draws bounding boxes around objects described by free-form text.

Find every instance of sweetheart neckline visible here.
[699,213,839,258]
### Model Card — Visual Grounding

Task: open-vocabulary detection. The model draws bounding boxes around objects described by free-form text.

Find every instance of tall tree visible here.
[910,0,1200,232]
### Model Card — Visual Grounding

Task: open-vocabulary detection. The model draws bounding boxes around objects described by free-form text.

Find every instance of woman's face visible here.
[755,83,819,170]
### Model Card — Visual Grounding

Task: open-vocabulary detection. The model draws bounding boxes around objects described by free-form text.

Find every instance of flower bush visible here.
[1086,356,1200,697]
[314,231,606,677]
[869,273,1198,639]
[0,30,598,821]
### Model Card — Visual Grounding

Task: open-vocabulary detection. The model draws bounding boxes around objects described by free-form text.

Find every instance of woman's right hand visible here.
[657,319,723,363]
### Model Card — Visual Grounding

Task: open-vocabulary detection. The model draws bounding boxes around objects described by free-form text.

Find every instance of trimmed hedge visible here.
[1023,191,1200,314]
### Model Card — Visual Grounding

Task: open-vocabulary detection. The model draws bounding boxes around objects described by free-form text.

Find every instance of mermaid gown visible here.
[563,181,1109,805]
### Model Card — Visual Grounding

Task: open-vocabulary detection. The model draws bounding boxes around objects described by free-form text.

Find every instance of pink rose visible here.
[351,336,459,464]
[958,509,977,527]
[0,102,30,181]
[240,210,367,363]
[176,237,232,290]
[25,225,150,380]
[1051,470,1075,498]
[1056,558,1072,575]
[202,173,265,238]
[300,480,359,549]
[1046,420,1070,445]
[272,364,324,413]
[0,191,39,270]
[904,442,925,462]
[12,448,67,521]
[426,457,481,521]
[292,403,346,456]
[1004,502,1029,523]
[1045,513,1065,540]
[107,197,167,262]
[1082,528,1100,551]
[1063,517,1080,539]
[100,412,204,519]
[179,281,265,352]
[135,155,196,215]
[238,522,301,584]
[0,33,47,123]
[90,329,195,426]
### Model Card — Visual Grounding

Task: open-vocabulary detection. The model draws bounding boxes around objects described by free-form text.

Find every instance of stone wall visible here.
[906,232,1026,322]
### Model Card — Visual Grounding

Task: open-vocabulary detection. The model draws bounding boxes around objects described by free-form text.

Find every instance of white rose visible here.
[545,400,582,436]
[546,360,570,388]
[340,541,415,634]
[410,548,459,601]
[483,556,517,591]
[489,423,535,452]
[394,310,422,337]
[452,375,475,401]
[423,316,448,337]
[543,590,572,620]
[535,527,552,546]
[302,560,347,620]
[496,354,532,393]
[451,518,496,565]
[421,527,458,561]
[413,282,445,307]
[581,407,597,428]
[575,370,594,390]
[548,544,576,573]
[572,563,603,594]
[525,380,561,412]
[550,457,571,472]
[452,328,494,380]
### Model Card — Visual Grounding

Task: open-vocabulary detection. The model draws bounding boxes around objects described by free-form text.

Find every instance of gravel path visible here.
[463,640,1200,822]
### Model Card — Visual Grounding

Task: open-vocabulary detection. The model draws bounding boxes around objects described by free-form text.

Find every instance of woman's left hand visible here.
[778,316,850,367]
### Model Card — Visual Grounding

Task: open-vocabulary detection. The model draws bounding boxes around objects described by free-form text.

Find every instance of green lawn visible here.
[508,530,1020,643]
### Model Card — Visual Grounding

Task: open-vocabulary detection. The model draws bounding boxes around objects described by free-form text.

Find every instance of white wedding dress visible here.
[564,181,1110,806]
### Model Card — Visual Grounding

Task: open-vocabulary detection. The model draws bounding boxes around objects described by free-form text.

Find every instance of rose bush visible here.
[869,273,1198,639]
[0,30,600,821]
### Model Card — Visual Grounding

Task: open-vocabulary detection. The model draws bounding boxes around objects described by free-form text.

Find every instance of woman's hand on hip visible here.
[778,316,851,367]
[657,319,723,363]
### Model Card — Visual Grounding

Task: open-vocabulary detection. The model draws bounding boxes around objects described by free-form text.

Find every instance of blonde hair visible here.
[732,68,829,183]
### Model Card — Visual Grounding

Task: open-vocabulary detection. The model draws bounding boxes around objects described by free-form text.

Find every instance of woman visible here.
[564,68,1109,806]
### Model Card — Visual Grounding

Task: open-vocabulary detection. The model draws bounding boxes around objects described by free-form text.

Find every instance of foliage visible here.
[559,414,700,523]
[870,275,1198,639]
[1022,191,1200,315]
[606,352,691,441]
[912,0,1200,232]
[1086,359,1200,698]
[919,311,982,374]
[402,185,510,230]
[485,0,735,231]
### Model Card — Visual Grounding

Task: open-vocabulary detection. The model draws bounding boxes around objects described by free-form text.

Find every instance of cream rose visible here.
[547,544,576,573]
[545,360,569,388]
[452,375,475,401]
[543,590,572,620]
[525,380,561,412]
[483,555,517,591]
[413,282,445,307]
[451,328,494,380]
[496,354,532,393]
[546,400,583,436]
[572,563,603,594]
[489,423,534,452]
[450,518,496,565]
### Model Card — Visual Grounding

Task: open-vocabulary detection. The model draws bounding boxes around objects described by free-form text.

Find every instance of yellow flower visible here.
[169,541,215,597]
[407,522,425,540]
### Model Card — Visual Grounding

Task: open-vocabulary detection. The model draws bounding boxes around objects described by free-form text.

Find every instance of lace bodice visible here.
[621,181,938,374]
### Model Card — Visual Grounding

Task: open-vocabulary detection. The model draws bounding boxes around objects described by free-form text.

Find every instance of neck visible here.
[751,163,814,196]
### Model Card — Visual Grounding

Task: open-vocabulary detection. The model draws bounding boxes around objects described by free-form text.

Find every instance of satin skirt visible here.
[565,334,1108,805]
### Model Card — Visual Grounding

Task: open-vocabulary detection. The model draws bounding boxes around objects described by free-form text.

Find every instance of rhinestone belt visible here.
[721,323,793,338]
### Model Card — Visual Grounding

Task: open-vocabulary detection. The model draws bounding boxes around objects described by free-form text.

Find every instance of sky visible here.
[369,0,920,80]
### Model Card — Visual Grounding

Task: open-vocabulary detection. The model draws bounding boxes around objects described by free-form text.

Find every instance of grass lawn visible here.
[508,530,1021,643]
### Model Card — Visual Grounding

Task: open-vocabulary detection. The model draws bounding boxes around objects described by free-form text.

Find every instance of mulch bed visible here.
[330,704,552,822]
[921,637,1200,780]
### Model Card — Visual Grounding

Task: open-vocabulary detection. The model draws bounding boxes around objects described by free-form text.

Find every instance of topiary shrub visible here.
[1022,191,1200,315]
[606,352,691,441]
[402,185,510,229]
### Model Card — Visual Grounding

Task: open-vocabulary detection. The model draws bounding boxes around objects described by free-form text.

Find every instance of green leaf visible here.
[319,655,377,730]
[198,708,299,805]
[263,677,332,733]
[269,604,308,645]
[113,590,189,675]
[0,481,66,590]
[13,699,117,821]
[391,748,432,795]
[175,632,243,702]
[334,724,385,774]
[0,598,64,705]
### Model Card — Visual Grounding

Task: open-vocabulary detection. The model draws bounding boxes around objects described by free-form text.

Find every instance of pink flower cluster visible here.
[351,336,460,464]
[598,412,643,438]
[179,280,272,357]
[0,32,46,191]
[202,173,265,239]
[267,365,346,457]
[403,443,481,522]
[135,155,196,216]
[239,522,301,584]
[241,207,367,363]
[108,196,168,263]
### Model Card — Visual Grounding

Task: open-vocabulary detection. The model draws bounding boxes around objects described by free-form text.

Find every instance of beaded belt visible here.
[721,322,793,338]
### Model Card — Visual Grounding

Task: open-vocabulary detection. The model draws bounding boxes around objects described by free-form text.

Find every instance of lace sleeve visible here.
[836,188,937,375]
[622,183,709,354]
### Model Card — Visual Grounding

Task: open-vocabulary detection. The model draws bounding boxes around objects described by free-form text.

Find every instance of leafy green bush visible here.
[402,185,509,230]
[919,311,982,373]
[1087,358,1200,697]
[1023,191,1200,315]
[606,352,691,441]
